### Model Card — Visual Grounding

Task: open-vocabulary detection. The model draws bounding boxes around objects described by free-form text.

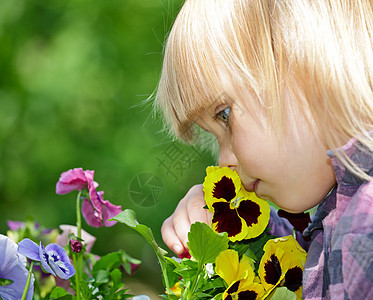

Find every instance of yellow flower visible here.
[216,249,265,300]
[169,282,182,297]
[258,236,307,299]
[215,249,255,286]
[203,166,270,242]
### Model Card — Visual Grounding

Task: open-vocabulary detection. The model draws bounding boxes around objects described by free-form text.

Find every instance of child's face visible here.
[193,88,336,213]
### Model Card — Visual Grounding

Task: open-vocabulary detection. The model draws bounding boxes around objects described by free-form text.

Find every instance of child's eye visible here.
[215,107,230,124]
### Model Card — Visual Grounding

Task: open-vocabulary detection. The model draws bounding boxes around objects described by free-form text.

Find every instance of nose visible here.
[218,140,239,170]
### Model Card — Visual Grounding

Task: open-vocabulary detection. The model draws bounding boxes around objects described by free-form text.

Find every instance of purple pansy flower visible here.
[56,168,122,227]
[0,234,34,300]
[18,239,75,280]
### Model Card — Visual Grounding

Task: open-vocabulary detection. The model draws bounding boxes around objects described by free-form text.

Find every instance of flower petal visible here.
[236,282,265,300]
[39,243,55,276]
[48,259,75,280]
[45,244,71,266]
[258,236,307,294]
[213,176,236,201]
[7,220,25,231]
[203,166,241,210]
[18,238,41,261]
[211,202,248,241]
[215,250,240,285]
[215,249,255,286]
[0,235,34,300]
[45,244,75,279]
[56,168,89,194]
[284,266,303,293]
[88,183,104,212]
[223,280,265,300]
[263,254,282,285]
[237,190,270,239]
[81,198,103,227]
[101,200,122,227]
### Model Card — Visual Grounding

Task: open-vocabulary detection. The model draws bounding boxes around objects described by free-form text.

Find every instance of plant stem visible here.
[75,190,82,299]
[76,190,82,239]
[155,251,171,294]
[72,252,81,300]
[187,263,203,300]
[21,261,34,300]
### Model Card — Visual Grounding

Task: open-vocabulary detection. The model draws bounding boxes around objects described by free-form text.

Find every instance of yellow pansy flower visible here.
[215,249,265,300]
[203,166,270,242]
[258,235,307,299]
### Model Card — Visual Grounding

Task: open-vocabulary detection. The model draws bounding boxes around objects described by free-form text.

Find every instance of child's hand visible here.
[161,184,212,255]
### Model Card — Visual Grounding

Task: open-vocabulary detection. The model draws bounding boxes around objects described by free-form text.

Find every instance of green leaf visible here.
[94,269,110,284]
[111,209,173,293]
[111,209,168,257]
[163,257,181,288]
[174,259,198,282]
[49,286,69,299]
[187,222,229,265]
[93,252,122,272]
[267,287,297,300]
[249,230,275,255]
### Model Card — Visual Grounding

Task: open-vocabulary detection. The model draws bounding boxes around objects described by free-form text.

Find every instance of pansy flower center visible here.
[229,196,243,209]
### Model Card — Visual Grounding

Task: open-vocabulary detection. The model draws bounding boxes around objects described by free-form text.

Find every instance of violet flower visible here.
[18,239,75,280]
[0,234,34,300]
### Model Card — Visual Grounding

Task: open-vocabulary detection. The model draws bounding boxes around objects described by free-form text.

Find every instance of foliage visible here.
[114,167,308,300]
[0,0,215,293]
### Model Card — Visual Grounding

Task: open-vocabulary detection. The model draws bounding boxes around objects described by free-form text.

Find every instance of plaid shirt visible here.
[270,136,373,299]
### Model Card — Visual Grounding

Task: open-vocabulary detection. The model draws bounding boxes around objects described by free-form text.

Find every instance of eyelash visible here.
[214,107,230,125]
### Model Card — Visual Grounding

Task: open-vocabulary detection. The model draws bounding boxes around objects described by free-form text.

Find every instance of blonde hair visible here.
[155,0,373,180]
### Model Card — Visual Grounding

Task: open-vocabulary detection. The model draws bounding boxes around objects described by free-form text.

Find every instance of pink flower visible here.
[56,168,96,194]
[81,181,122,227]
[56,168,122,228]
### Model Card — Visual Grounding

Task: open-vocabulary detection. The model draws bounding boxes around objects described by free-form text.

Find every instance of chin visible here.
[277,204,313,214]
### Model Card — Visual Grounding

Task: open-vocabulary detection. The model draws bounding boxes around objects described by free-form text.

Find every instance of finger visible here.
[187,185,210,225]
[172,198,192,250]
[161,216,185,255]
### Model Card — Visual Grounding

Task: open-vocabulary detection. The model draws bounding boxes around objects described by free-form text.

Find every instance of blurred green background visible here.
[0,0,216,297]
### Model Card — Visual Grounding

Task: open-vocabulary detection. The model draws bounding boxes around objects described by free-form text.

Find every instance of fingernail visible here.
[173,244,182,254]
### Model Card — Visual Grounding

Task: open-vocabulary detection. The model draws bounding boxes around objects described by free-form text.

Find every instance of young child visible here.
[155,0,373,299]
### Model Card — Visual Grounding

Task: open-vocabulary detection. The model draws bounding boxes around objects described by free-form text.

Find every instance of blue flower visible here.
[18,238,75,280]
[0,234,34,300]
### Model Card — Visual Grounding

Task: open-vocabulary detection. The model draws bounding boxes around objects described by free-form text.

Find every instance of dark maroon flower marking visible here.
[238,290,258,300]
[237,200,261,227]
[227,281,240,294]
[212,202,242,237]
[213,176,236,201]
[284,266,303,292]
[264,254,282,285]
